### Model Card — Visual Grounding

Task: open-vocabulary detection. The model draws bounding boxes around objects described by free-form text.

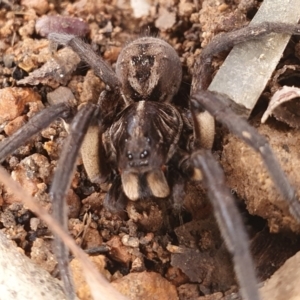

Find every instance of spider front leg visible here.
[79,90,122,185]
[103,175,129,215]
[45,34,125,296]
[0,98,83,298]
[189,149,260,300]
[183,96,260,299]
[50,102,98,299]
[191,89,300,221]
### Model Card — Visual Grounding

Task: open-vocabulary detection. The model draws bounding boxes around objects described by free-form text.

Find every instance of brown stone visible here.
[0,87,41,123]
[112,271,179,300]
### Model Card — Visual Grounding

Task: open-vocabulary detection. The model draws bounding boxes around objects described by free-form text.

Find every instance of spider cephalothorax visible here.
[2,22,300,300]
[109,100,183,200]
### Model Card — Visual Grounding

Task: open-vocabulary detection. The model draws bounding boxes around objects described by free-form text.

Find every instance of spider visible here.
[1,22,300,300]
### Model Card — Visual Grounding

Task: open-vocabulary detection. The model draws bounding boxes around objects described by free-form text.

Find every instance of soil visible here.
[1,0,300,300]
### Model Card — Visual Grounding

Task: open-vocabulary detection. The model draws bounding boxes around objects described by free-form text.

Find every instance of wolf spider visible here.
[1,22,300,300]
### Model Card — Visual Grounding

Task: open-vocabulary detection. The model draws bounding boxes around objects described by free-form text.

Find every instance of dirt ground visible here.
[1,0,300,299]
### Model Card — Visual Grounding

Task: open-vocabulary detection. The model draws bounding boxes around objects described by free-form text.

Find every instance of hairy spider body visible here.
[2,22,300,300]
[79,37,192,211]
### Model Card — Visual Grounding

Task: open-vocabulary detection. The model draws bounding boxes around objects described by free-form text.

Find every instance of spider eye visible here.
[127,151,133,160]
[140,150,148,158]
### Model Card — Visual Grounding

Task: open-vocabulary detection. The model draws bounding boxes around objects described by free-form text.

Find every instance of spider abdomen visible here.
[116,37,182,103]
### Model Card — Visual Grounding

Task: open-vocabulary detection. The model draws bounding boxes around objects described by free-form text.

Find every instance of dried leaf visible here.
[261,86,300,128]
[17,48,80,87]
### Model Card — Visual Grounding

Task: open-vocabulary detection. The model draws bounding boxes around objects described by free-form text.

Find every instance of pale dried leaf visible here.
[17,48,80,87]
[261,86,300,128]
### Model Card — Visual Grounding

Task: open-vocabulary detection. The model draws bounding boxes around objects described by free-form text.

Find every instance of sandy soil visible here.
[1,0,300,299]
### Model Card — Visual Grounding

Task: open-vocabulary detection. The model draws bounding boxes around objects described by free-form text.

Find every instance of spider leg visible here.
[50,103,97,299]
[191,89,300,221]
[191,149,260,300]
[193,22,300,90]
[80,123,111,183]
[0,103,70,162]
[48,33,120,91]
[167,167,186,212]
[80,90,121,184]
[103,175,128,217]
